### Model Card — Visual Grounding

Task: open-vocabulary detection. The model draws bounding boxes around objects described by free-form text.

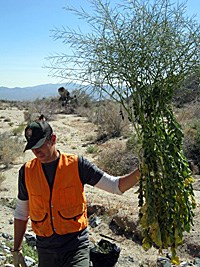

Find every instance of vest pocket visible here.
[58,210,84,221]
[58,203,86,221]
[30,213,48,223]
[30,213,52,237]
[29,195,47,223]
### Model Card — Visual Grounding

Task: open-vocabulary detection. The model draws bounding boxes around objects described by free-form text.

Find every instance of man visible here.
[12,119,140,267]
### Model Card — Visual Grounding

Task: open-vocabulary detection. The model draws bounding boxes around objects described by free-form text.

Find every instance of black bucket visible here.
[90,239,121,267]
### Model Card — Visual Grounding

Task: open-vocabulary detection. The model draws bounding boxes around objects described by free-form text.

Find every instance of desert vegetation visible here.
[0,0,199,264]
[0,77,200,265]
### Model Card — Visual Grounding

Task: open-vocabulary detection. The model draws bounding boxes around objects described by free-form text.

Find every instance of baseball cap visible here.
[24,121,53,152]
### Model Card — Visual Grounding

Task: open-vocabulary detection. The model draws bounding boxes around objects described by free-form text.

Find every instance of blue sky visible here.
[1,0,199,88]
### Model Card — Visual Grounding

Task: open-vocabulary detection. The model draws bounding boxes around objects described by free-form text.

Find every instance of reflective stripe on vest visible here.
[25,153,88,237]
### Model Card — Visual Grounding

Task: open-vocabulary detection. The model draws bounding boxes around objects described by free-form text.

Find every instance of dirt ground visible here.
[0,104,199,266]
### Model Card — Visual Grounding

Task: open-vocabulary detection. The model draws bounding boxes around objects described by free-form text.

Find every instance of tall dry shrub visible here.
[97,141,139,176]
[183,120,200,169]
[176,103,200,168]
[94,100,130,139]
[24,97,59,122]
[0,132,23,167]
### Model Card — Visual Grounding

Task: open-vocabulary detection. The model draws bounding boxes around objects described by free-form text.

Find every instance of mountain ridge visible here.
[0,83,75,101]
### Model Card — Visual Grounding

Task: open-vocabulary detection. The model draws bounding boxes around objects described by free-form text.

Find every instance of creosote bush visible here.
[76,105,95,120]
[183,120,200,168]
[23,97,59,122]
[0,132,23,167]
[72,89,94,108]
[173,69,200,107]
[76,99,131,141]
[94,100,131,139]
[176,103,200,169]
[97,141,139,176]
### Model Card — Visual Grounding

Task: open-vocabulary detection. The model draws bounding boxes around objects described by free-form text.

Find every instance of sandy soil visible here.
[0,103,199,266]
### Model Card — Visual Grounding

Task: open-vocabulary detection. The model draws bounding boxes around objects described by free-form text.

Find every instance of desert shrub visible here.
[173,69,200,107]
[76,106,91,118]
[94,100,131,139]
[96,142,139,176]
[77,99,131,139]
[183,120,200,168]
[76,98,131,141]
[12,124,25,136]
[74,91,97,120]
[175,103,200,127]
[86,145,99,154]
[72,89,93,108]
[63,89,95,116]
[175,103,200,168]
[182,127,196,163]
[77,106,99,125]
[126,133,142,152]
[75,106,90,118]
[23,97,59,122]
[0,132,23,167]
[24,108,37,123]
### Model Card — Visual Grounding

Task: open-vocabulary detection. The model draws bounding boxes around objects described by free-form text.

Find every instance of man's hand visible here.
[12,250,27,267]
[119,168,140,193]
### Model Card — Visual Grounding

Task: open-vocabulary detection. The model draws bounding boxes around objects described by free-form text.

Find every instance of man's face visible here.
[31,137,55,163]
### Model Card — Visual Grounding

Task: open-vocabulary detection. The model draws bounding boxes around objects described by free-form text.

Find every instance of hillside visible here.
[0,101,200,266]
[0,83,68,101]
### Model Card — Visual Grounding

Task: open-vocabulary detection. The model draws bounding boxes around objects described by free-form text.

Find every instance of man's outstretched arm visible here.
[119,169,140,193]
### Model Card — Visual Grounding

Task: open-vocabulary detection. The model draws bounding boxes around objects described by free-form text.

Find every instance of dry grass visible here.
[0,132,23,167]
[97,141,139,176]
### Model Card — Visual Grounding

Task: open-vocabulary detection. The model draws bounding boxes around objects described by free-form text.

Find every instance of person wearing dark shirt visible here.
[12,119,140,267]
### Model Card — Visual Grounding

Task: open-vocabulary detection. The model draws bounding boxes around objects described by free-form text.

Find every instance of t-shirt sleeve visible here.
[18,164,29,201]
[78,156,104,186]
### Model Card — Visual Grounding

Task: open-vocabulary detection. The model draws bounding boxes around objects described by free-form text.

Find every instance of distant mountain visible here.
[0,83,77,101]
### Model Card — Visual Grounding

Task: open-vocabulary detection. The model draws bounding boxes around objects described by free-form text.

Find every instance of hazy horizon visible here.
[0,83,69,101]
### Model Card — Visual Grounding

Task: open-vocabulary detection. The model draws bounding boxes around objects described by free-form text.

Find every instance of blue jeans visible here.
[38,246,90,267]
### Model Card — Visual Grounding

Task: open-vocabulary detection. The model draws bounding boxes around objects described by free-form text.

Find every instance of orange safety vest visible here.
[25,153,88,237]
